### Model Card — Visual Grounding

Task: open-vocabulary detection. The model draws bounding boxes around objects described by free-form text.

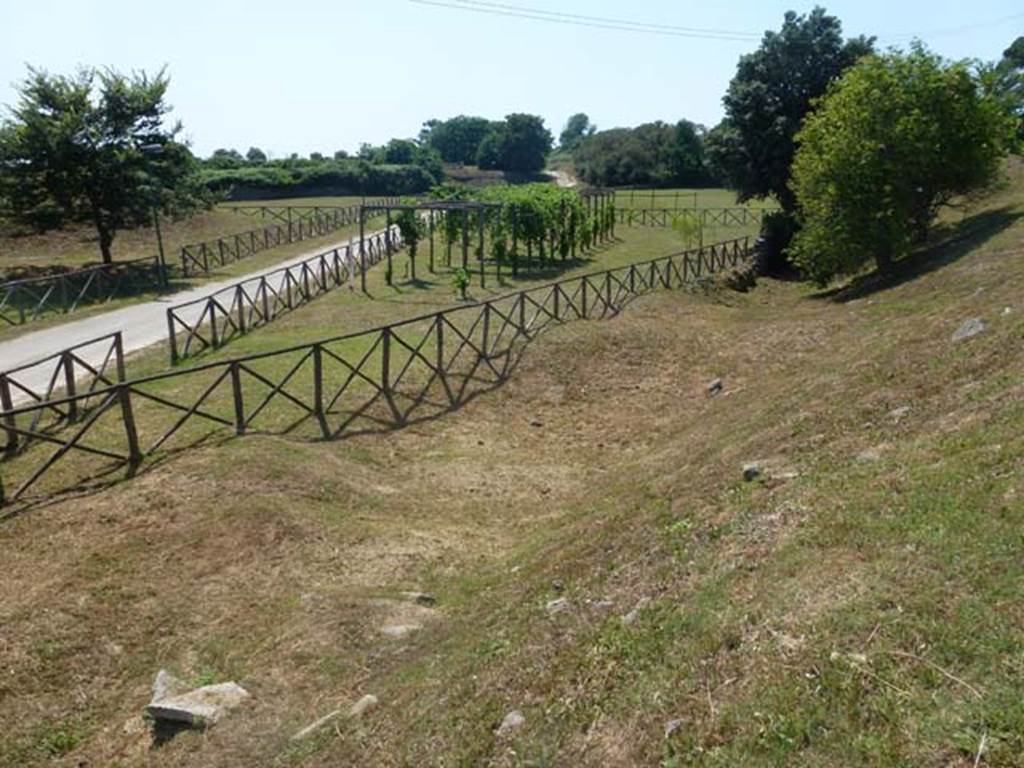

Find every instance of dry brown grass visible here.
[2,171,1024,766]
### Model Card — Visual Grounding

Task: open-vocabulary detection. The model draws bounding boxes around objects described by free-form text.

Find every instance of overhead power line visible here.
[410,0,1024,45]
[408,0,761,41]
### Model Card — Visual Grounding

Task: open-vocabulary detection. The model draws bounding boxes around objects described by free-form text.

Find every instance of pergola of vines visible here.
[359,201,502,289]
[359,187,617,290]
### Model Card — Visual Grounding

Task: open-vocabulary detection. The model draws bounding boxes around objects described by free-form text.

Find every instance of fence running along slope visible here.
[0,257,163,327]
[167,227,402,363]
[0,236,751,508]
[179,199,398,276]
[1,332,125,460]
[617,207,777,228]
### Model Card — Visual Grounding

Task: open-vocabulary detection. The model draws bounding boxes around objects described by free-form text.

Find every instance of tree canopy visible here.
[573,120,714,187]
[559,113,596,151]
[475,114,553,174]
[707,7,874,212]
[790,46,1013,284]
[0,66,210,263]
[420,115,497,164]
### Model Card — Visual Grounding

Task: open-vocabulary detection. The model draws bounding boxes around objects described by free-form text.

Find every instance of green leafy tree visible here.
[708,7,874,212]
[475,130,503,169]
[982,36,1024,146]
[0,66,210,263]
[574,120,712,187]
[487,114,553,174]
[208,148,245,168]
[394,205,426,280]
[790,46,1013,284]
[559,113,595,151]
[245,146,267,164]
[421,115,497,164]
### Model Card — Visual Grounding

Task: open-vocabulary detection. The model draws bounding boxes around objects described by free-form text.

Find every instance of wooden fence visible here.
[167,227,402,363]
[179,199,398,276]
[1,332,125,459]
[0,257,163,327]
[0,237,750,508]
[617,207,776,228]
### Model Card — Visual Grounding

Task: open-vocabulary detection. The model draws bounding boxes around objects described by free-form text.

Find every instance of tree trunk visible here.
[88,203,115,264]
[875,244,894,275]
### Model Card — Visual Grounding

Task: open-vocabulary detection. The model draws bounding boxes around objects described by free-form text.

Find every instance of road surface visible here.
[0,228,389,403]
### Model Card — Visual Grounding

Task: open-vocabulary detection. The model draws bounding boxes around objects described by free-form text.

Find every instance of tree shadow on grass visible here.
[811,205,1023,304]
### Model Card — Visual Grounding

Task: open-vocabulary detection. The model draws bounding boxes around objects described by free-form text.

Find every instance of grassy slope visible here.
[2,172,1023,766]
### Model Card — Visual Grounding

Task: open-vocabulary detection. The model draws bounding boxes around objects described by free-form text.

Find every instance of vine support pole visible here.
[359,208,367,293]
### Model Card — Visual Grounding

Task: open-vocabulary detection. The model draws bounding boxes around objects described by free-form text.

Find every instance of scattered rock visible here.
[151,669,189,703]
[545,598,569,616]
[552,580,565,592]
[664,718,685,738]
[621,597,651,626]
[856,448,882,463]
[529,418,544,428]
[381,624,421,639]
[291,709,342,740]
[888,405,912,422]
[707,378,724,397]
[721,263,757,292]
[952,317,985,343]
[496,709,525,736]
[146,682,249,727]
[401,591,436,606]
[742,463,762,482]
[1002,306,1012,316]
[349,694,378,718]
[588,599,615,612]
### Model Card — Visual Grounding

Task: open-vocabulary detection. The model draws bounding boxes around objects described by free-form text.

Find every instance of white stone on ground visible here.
[496,709,525,736]
[146,681,249,727]
[349,694,378,717]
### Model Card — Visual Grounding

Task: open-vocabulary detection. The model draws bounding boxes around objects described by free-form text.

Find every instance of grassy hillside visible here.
[1,167,1023,766]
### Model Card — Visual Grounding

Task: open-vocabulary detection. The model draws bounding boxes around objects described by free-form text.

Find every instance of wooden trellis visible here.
[358,201,502,289]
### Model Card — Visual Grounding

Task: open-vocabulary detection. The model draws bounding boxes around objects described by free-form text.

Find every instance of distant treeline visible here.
[570,119,722,188]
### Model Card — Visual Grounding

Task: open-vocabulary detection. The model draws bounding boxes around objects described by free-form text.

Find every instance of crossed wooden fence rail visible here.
[179,199,398,276]
[1,332,125,460]
[618,207,777,228]
[167,227,402,363]
[0,236,750,507]
[0,257,163,327]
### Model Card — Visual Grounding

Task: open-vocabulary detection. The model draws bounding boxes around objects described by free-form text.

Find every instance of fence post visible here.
[235,285,246,335]
[481,303,490,359]
[518,291,527,337]
[380,327,400,422]
[312,344,328,437]
[230,361,245,435]
[167,310,179,364]
[1,374,17,457]
[62,351,78,423]
[208,302,220,349]
[119,385,143,470]
[581,278,588,318]
[261,277,271,324]
[605,271,612,314]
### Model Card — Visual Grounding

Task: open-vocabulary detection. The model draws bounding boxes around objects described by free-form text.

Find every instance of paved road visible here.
[1,228,388,403]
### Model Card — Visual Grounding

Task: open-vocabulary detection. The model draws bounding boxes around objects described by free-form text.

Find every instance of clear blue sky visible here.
[1,0,1021,158]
